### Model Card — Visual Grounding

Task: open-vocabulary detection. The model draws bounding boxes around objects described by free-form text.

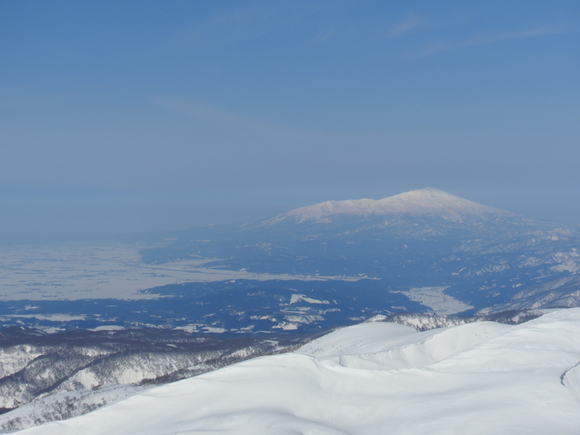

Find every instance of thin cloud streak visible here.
[152,95,304,142]
[169,5,275,48]
[153,95,391,146]
[408,23,572,59]
[310,28,337,44]
[388,14,421,38]
[149,94,397,163]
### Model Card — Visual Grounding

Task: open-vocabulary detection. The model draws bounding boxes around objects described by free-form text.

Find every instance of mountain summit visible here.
[266,188,514,224]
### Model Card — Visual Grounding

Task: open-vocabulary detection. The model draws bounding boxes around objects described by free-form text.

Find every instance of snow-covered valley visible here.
[13,309,580,434]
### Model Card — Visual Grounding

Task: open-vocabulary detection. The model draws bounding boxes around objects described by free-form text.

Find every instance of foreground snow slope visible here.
[17,310,580,435]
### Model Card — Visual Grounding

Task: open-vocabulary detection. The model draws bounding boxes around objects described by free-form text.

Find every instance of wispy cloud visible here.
[152,95,304,143]
[150,94,388,153]
[389,14,421,38]
[169,5,276,48]
[310,28,337,45]
[461,24,570,48]
[0,89,81,111]
[409,23,571,59]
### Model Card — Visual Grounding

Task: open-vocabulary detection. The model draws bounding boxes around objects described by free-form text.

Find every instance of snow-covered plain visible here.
[395,286,473,315]
[0,243,362,301]
[15,309,580,434]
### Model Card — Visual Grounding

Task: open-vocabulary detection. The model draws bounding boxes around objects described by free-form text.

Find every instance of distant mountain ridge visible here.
[133,187,580,324]
[3,188,579,336]
[265,188,515,224]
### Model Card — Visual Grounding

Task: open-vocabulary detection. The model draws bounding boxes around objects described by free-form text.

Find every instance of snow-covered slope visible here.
[266,187,513,224]
[482,274,580,313]
[0,329,298,432]
[15,309,580,434]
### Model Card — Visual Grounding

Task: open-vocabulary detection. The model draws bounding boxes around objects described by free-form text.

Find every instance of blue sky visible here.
[1,1,579,241]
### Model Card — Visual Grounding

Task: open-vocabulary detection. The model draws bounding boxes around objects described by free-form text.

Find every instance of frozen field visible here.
[0,243,361,301]
[401,286,474,315]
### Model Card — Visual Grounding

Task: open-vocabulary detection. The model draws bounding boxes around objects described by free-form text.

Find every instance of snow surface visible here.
[395,286,473,315]
[267,187,514,224]
[0,244,363,301]
[0,384,151,433]
[482,275,580,314]
[14,309,580,434]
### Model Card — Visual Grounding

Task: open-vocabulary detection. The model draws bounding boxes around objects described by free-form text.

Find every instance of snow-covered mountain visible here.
[0,328,301,432]
[0,312,539,432]
[481,274,580,314]
[0,188,578,334]
[3,188,578,334]
[13,309,580,434]
[266,187,514,224]
[135,187,580,321]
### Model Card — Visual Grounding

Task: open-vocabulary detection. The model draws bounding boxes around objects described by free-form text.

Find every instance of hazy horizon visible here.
[2,187,580,244]
[2,1,579,243]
